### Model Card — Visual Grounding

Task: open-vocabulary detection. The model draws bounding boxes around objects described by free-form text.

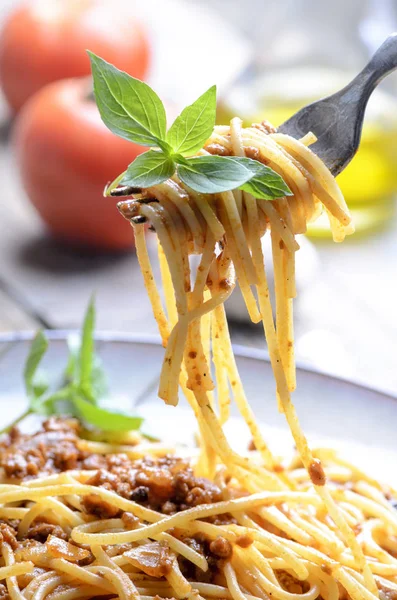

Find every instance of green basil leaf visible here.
[24,331,48,400]
[37,386,77,416]
[78,297,96,403]
[64,325,108,410]
[89,52,167,148]
[177,155,259,194]
[32,371,49,399]
[104,170,127,197]
[177,155,291,198]
[167,86,216,155]
[172,154,190,166]
[64,333,80,382]
[228,157,292,199]
[72,396,143,432]
[91,357,109,402]
[120,150,175,188]
[239,167,292,199]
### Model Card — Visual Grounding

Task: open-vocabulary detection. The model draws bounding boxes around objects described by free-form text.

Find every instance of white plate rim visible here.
[0,330,395,403]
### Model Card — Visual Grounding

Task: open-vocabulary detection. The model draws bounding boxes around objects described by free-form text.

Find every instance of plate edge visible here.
[0,330,395,402]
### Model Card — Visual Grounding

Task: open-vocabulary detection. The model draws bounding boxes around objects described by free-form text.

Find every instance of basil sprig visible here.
[89,53,292,199]
[0,299,143,434]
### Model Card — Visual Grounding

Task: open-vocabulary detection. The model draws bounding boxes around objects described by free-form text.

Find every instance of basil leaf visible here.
[24,331,48,400]
[64,330,107,402]
[38,386,76,416]
[177,155,259,194]
[177,155,291,198]
[64,333,80,382]
[73,396,143,431]
[32,371,49,399]
[89,52,168,148]
[104,170,127,197]
[79,297,96,403]
[227,157,292,199]
[120,150,175,188]
[91,357,109,402]
[239,168,292,199]
[172,154,190,166]
[167,86,216,155]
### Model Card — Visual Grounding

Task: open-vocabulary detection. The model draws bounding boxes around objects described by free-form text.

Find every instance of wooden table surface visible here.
[0,106,396,398]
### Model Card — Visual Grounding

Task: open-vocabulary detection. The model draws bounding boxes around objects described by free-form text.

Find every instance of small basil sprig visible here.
[24,331,49,407]
[89,52,292,199]
[0,299,143,434]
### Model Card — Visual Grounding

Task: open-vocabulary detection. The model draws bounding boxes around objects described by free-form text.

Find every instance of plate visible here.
[1,332,396,481]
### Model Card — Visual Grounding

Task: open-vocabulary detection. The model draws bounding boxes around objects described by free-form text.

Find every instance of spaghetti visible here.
[0,120,396,600]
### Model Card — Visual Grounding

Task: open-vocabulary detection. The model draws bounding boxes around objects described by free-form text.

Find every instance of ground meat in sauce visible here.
[0,417,86,480]
[0,419,226,527]
[81,493,121,519]
[276,570,310,595]
[377,581,397,599]
[0,523,18,550]
[235,534,253,548]
[124,541,173,577]
[209,537,232,558]
[121,512,139,529]
[0,418,235,586]
[81,455,223,516]
[205,143,231,156]
[252,120,277,134]
[309,459,326,486]
[23,521,68,543]
[205,512,237,526]
[175,532,234,584]
[1,419,394,598]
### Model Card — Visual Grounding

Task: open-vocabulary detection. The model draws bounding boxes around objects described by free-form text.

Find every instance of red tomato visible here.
[0,0,150,112]
[13,77,143,251]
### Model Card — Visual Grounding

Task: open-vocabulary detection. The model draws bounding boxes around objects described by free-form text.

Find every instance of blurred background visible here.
[0,0,396,394]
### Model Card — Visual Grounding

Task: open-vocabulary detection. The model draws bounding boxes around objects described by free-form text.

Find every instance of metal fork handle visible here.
[276,33,397,174]
[348,33,397,101]
[318,32,397,174]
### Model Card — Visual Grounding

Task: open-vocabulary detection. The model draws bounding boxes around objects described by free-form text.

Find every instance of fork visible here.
[278,33,397,175]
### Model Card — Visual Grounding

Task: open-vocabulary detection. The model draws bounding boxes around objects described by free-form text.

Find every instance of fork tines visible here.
[109,185,142,197]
